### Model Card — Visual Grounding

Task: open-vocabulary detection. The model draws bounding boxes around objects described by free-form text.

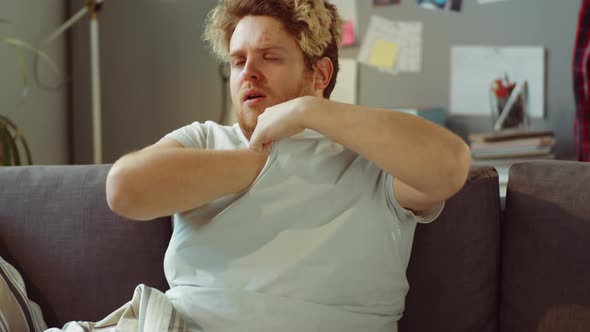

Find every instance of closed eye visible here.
[264,54,282,61]
[230,58,245,67]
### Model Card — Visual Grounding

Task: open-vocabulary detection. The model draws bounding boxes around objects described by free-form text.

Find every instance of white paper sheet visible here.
[331,58,358,104]
[450,46,545,117]
[358,16,422,74]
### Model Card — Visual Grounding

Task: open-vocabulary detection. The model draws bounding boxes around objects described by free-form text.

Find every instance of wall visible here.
[347,0,579,159]
[69,0,580,163]
[68,0,222,164]
[0,0,67,165]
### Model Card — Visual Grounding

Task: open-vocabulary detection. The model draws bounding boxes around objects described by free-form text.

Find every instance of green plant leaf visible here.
[19,130,32,165]
[0,115,33,165]
[0,124,14,166]
[7,130,21,166]
[1,36,61,96]
[1,37,60,74]
[13,43,29,96]
[0,125,5,165]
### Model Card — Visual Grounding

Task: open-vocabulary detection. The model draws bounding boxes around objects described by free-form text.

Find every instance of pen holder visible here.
[489,80,530,132]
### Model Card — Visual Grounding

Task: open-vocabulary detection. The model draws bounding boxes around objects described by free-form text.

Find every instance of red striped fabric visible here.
[573,0,590,161]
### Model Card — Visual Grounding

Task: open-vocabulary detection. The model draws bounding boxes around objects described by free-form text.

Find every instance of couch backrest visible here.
[0,165,172,329]
[501,161,590,332]
[0,164,504,330]
[399,166,501,332]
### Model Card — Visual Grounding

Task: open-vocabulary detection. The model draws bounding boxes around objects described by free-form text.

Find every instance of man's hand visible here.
[249,96,322,152]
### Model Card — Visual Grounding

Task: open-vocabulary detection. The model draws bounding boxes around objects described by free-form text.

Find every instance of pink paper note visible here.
[342,21,356,47]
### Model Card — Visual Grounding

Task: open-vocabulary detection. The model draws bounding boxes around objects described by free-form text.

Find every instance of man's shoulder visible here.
[164,121,246,150]
[200,121,248,149]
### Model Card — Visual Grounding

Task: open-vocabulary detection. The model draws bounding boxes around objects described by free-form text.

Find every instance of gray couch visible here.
[0,161,589,331]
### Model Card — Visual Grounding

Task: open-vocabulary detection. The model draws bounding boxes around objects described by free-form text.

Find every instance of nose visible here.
[242,58,262,82]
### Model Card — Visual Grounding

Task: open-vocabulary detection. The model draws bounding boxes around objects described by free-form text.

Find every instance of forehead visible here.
[229,15,299,54]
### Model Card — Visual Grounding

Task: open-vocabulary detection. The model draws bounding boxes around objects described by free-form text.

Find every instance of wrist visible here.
[298,96,324,130]
[245,149,269,177]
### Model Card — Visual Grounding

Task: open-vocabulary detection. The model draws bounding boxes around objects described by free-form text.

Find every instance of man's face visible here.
[229,15,316,139]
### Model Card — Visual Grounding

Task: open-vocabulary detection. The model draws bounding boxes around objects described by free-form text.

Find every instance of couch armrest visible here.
[0,165,172,328]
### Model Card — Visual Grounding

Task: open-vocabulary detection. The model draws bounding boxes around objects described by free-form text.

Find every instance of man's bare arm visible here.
[106,138,268,221]
[305,101,470,212]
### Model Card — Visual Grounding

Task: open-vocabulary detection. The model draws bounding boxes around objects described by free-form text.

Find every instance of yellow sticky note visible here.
[369,40,398,69]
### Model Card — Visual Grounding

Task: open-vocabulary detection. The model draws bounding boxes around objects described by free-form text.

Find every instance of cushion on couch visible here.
[501,161,590,332]
[399,166,501,332]
[0,165,172,329]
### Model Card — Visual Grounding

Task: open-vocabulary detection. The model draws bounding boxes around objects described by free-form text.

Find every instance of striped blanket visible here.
[0,255,187,332]
[46,284,187,332]
[0,256,47,332]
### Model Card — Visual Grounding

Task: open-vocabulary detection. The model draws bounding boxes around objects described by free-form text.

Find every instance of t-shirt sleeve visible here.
[163,121,207,149]
[383,172,445,224]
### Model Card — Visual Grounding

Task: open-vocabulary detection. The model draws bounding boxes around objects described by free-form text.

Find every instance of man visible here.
[105,0,470,331]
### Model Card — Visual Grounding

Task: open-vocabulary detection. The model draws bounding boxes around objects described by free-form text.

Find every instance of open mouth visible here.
[246,94,265,101]
[243,90,267,104]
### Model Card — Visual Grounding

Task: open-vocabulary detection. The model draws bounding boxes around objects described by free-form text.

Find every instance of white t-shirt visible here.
[163,121,443,332]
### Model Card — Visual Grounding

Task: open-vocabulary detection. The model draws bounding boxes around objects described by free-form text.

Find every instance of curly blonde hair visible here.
[203,0,343,98]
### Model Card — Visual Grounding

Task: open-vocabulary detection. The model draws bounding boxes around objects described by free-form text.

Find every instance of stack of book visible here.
[470,129,555,161]
[468,129,555,198]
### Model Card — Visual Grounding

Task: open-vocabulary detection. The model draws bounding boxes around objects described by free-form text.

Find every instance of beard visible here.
[235,78,315,140]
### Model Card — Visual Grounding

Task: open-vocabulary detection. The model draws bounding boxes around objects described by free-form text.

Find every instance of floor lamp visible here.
[40,0,104,164]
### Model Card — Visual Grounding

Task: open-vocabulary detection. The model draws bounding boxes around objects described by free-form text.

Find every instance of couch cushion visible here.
[399,166,501,332]
[501,161,590,332]
[0,165,172,329]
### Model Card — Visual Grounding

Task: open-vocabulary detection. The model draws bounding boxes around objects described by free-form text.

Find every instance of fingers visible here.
[249,136,272,154]
[249,130,264,152]
[262,141,273,154]
[249,110,276,152]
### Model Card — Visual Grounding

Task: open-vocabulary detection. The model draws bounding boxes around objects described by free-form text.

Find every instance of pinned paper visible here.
[369,40,398,69]
[342,21,356,47]
[450,46,545,117]
[331,0,358,47]
[358,16,422,74]
[417,0,463,12]
[373,0,401,6]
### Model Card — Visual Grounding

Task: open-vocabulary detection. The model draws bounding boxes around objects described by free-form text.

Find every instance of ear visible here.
[313,57,334,93]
